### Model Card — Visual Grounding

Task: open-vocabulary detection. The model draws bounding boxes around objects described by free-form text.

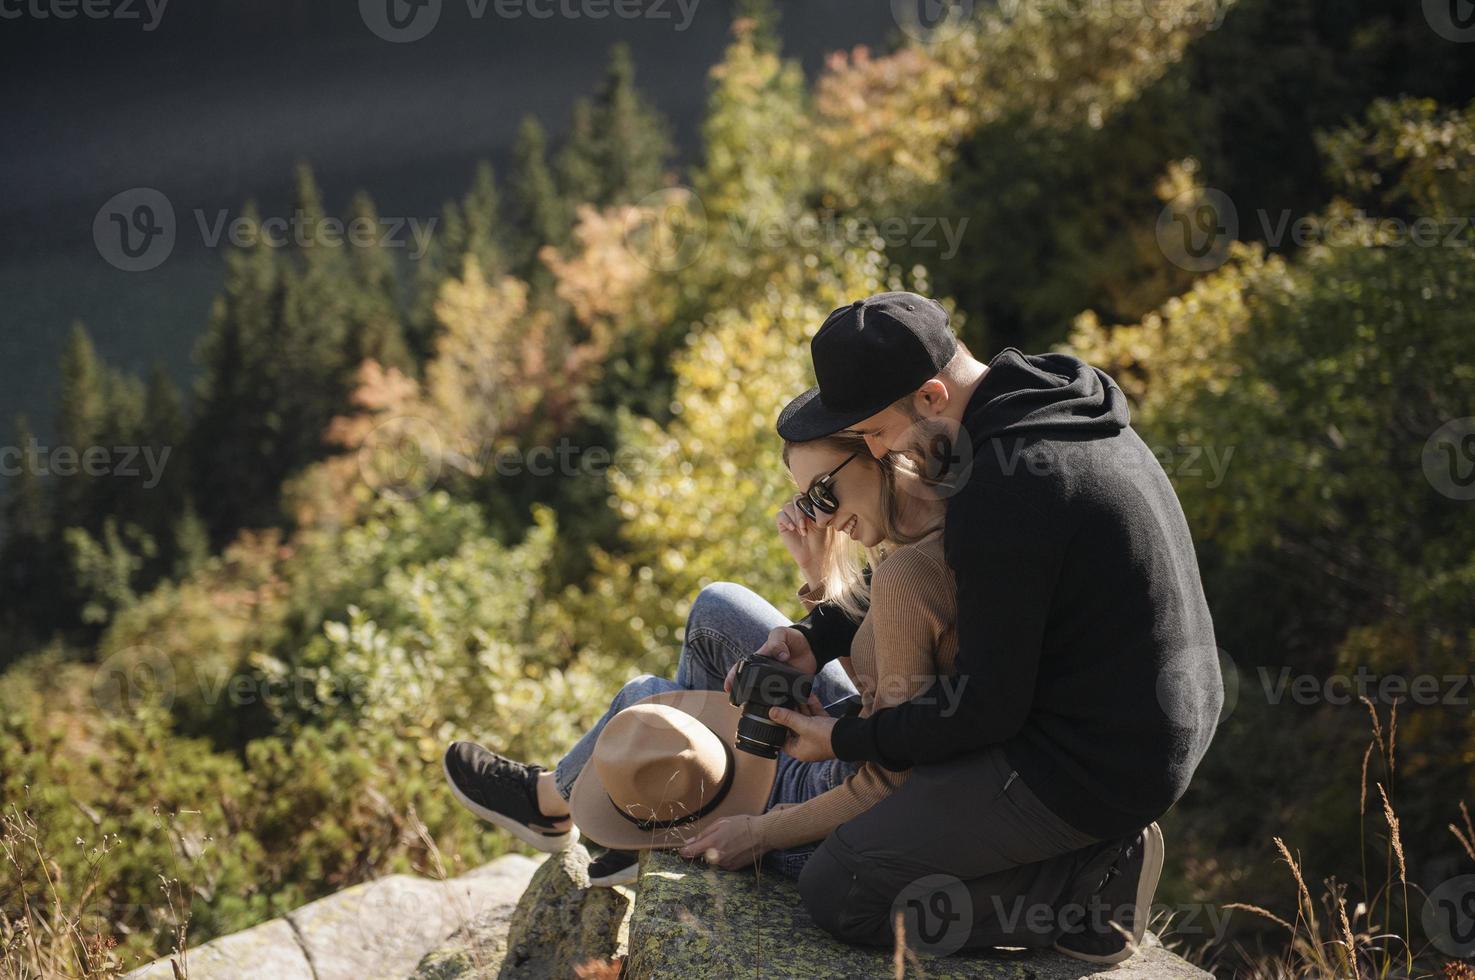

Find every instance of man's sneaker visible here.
[587,848,639,888]
[1054,822,1164,965]
[442,741,578,853]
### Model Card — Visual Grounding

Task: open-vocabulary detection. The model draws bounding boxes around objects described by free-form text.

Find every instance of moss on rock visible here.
[624,850,1210,979]
[414,843,631,979]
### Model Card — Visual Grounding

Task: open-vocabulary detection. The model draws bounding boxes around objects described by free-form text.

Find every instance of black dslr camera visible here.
[727,654,814,758]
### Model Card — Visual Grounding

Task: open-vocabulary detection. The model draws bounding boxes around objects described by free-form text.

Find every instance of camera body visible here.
[727,654,814,758]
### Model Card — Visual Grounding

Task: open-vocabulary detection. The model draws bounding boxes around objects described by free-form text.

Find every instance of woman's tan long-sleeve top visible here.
[750,529,958,852]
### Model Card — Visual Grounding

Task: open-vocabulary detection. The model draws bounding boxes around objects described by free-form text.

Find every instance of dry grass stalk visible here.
[1375,785,1406,885]
[1451,802,1475,862]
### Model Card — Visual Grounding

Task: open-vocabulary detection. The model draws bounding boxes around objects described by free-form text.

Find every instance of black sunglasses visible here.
[794,452,859,522]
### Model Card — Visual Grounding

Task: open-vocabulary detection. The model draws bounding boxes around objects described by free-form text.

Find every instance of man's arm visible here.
[789,565,869,667]
[829,470,1068,770]
[790,599,861,668]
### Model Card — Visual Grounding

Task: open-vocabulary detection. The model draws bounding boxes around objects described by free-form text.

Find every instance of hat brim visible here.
[776,386,887,442]
[568,689,778,851]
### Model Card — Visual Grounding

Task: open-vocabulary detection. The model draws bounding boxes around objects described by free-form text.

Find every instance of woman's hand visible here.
[775,497,827,586]
[723,627,818,695]
[679,815,767,870]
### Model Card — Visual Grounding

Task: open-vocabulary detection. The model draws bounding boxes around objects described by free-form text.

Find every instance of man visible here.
[747,291,1224,963]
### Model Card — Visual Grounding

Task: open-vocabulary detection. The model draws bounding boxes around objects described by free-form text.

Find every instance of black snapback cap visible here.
[776,291,956,442]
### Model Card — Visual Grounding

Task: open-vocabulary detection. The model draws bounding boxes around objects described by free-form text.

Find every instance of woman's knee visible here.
[614,674,676,707]
[686,581,750,630]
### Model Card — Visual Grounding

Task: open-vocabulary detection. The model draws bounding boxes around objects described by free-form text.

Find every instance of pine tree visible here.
[509,116,568,290]
[459,161,505,278]
[556,99,604,207]
[171,495,210,579]
[136,365,189,572]
[346,191,412,371]
[0,415,57,657]
[555,45,673,208]
[191,169,363,541]
[191,202,277,541]
[735,0,780,53]
[55,322,105,527]
[598,44,672,204]
[2,416,47,542]
[90,366,148,542]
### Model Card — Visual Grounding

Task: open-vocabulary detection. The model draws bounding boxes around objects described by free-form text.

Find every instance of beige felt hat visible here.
[569,689,777,850]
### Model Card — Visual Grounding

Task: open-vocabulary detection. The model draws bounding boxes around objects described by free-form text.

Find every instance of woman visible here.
[443,429,956,883]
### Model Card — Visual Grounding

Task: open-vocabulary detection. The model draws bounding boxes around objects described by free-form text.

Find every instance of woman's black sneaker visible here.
[587,848,639,888]
[1054,822,1164,965]
[442,741,577,853]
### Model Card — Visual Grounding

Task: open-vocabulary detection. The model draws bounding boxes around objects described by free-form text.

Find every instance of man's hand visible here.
[767,704,838,762]
[723,626,818,694]
[678,815,765,870]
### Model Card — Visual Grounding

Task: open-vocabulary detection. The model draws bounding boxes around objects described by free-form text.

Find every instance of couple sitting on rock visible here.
[443,291,1225,964]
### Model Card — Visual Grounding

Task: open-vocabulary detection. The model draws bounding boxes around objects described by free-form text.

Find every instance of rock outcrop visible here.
[126,845,1214,979]
[624,850,1211,979]
[412,843,631,980]
[123,854,541,980]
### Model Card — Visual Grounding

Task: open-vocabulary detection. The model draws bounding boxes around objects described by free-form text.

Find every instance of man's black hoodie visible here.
[800,349,1224,840]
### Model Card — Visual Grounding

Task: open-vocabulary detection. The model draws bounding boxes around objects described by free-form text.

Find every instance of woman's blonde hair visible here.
[781,432,939,623]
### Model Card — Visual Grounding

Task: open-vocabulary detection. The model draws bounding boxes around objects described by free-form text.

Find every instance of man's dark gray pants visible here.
[797,745,1103,951]
[678,581,1105,952]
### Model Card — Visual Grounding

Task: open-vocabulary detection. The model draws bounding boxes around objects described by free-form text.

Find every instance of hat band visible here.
[607,740,737,831]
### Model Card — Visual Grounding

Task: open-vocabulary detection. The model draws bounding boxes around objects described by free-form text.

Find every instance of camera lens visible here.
[735,712,789,759]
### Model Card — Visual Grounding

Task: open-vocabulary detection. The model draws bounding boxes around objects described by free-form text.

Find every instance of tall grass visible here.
[1,802,192,980]
[1223,699,1474,979]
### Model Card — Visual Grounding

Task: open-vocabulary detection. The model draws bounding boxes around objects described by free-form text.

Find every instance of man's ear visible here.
[914,379,950,416]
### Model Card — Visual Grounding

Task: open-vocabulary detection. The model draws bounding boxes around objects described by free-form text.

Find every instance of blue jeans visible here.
[553,582,861,876]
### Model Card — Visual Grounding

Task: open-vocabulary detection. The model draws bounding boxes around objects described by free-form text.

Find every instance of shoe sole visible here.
[442,755,578,854]
[588,862,640,888]
[1053,822,1165,966]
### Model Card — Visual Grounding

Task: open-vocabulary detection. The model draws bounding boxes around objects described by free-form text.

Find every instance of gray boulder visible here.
[123,854,541,980]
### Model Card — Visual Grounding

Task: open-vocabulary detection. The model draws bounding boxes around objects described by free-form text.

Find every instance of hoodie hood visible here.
[962,348,1129,441]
